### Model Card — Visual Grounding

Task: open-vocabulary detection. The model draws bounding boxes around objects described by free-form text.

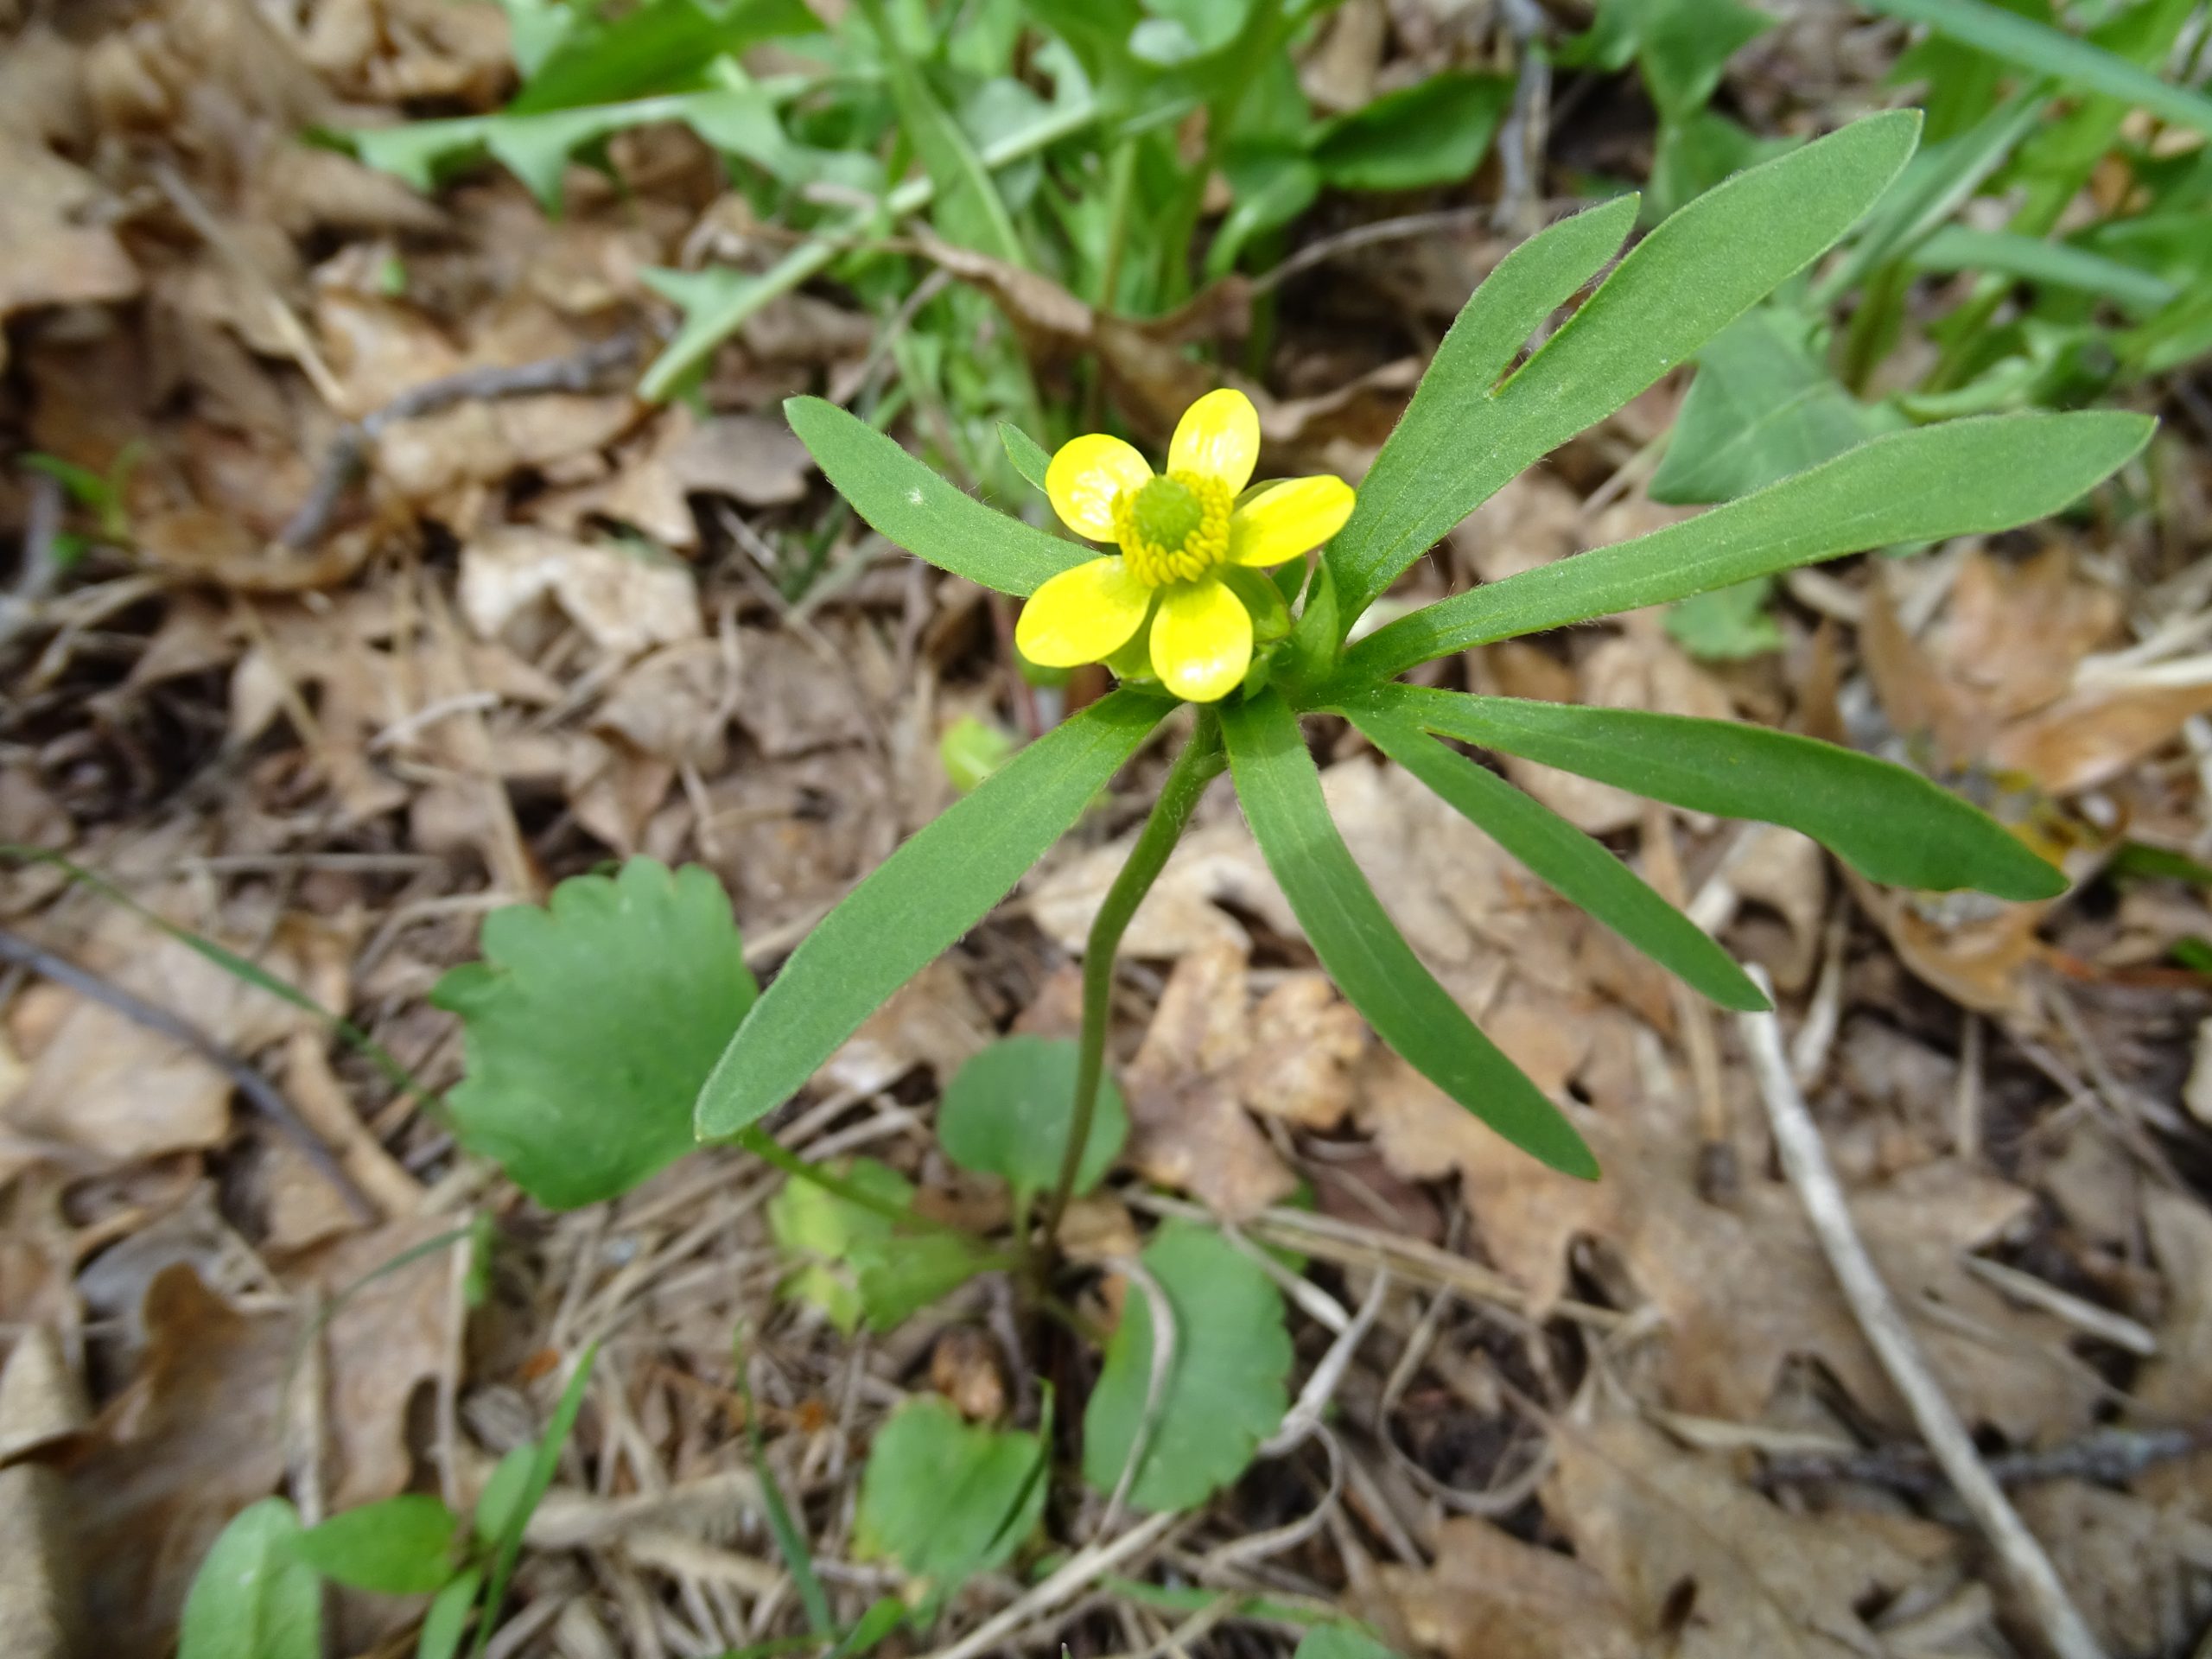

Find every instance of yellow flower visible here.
[1015,389,1356,702]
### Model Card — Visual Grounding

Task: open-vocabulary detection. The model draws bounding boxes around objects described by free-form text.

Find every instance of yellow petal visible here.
[1168,388,1260,494]
[1229,475,1357,566]
[1016,557,1153,666]
[1046,434,1152,541]
[1150,577,1253,702]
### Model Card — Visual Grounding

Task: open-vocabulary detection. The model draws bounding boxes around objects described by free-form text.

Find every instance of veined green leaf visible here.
[1392,688,2066,901]
[1342,409,2153,683]
[696,691,1170,1139]
[1344,696,1768,1012]
[1312,73,1512,193]
[179,1499,321,1659]
[510,0,817,113]
[785,397,1093,596]
[1860,0,2212,138]
[1219,692,1596,1177]
[1324,194,1637,628]
[1327,111,1918,626]
[289,1496,458,1596]
[1909,225,2178,314]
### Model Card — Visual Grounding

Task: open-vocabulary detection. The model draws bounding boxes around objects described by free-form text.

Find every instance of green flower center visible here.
[1114,470,1232,587]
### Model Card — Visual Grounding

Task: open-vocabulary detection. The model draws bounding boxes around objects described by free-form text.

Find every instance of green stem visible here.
[736,1126,968,1236]
[1037,715,1226,1255]
[1096,137,1140,313]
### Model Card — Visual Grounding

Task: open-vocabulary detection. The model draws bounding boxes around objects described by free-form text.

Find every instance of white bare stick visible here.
[1738,971,2107,1659]
[917,1510,1181,1659]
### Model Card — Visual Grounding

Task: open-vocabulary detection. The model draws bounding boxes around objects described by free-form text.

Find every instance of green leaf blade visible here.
[432,859,757,1210]
[1219,692,1596,1178]
[1396,689,2066,901]
[1329,111,1921,624]
[1344,409,2155,682]
[785,397,1093,597]
[696,691,1170,1140]
[855,1397,1047,1592]
[1346,696,1768,1013]
[180,1499,322,1659]
[289,1496,459,1597]
[1080,1221,1293,1513]
[938,1035,1128,1199]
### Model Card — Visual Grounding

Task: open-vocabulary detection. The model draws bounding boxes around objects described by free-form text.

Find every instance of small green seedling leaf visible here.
[696,690,1169,1141]
[471,1447,536,1548]
[940,714,1021,794]
[999,423,1053,491]
[1221,692,1598,1179]
[289,1496,459,1597]
[938,1035,1128,1199]
[1294,1628,1403,1659]
[1082,1221,1293,1514]
[855,1396,1047,1595]
[417,1567,484,1659]
[433,859,756,1209]
[179,1498,322,1659]
[1346,699,1768,1013]
[1663,578,1785,661]
[767,1160,991,1332]
[1397,689,2067,901]
[786,397,1092,597]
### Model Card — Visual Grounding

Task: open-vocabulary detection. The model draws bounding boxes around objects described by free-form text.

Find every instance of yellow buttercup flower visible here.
[1016,389,1356,702]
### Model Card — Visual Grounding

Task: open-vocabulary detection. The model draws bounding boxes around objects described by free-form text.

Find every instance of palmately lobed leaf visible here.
[855,1397,1047,1595]
[433,859,756,1210]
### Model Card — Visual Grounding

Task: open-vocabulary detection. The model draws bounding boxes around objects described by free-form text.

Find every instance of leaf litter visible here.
[1,2,2210,1656]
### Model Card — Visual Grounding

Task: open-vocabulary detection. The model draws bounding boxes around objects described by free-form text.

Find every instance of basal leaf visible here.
[767,1160,993,1332]
[179,1499,321,1659]
[938,1035,1128,1199]
[785,397,1093,596]
[855,1397,1047,1593]
[1638,0,1772,120]
[1342,409,2154,682]
[1220,692,1596,1177]
[696,691,1170,1139]
[432,859,756,1210]
[1325,194,1637,627]
[1312,73,1511,193]
[1345,696,1768,1012]
[1081,1221,1292,1513]
[289,1496,459,1597]
[1328,111,1919,625]
[1394,688,2066,901]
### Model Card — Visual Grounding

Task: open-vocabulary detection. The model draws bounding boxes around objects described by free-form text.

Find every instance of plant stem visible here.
[1037,714,1226,1257]
[736,1125,966,1236]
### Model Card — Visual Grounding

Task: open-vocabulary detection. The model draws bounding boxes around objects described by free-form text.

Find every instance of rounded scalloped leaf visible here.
[938,1035,1128,1200]
[854,1396,1046,1598]
[431,859,755,1209]
[1081,1220,1293,1514]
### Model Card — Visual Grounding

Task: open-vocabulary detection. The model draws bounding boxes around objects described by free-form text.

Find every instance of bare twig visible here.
[1493,0,1554,234]
[0,928,377,1222]
[1763,1421,2212,1497]
[280,333,641,550]
[915,1510,1182,1659]
[0,470,67,655]
[1738,972,2107,1659]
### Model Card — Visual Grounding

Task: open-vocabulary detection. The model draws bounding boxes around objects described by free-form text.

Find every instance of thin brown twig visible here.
[280,332,642,550]
[1738,970,2108,1659]
[1762,1421,2212,1497]
[0,927,377,1222]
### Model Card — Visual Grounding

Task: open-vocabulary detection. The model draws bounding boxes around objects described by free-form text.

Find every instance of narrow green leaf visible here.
[1325,195,1637,626]
[417,1567,483,1659]
[1861,0,2212,137]
[1909,225,2178,313]
[474,1346,597,1659]
[855,0,1029,267]
[290,1497,459,1596]
[1312,73,1511,193]
[1345,696,1768,1012]
[180,1499,321,1659]
[1394,687,2066,901]
[999,422,1052,491]
[1219,692,1596,1177]
[1342,409,2154,682]
[1294,1630,1404,1659]
[785,397,1091,597]
[696,691,1170,1139]
[510,0,817,113]
[1328,111,1919,625]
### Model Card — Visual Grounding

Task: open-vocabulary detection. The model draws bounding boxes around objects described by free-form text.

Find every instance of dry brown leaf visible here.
[0,140,141,335]
[1937,548,2121,721]
[1547,1410,1955,1659]
[1030,817,1298,961]
[822,959,993,1096]
[0,913,313,1185]
[595,639,734,769]
[733,630,876,759]
[2013,1479,2212,1656]
[1990,680,2212,796]
[71,1219,449,1653]
[460,525,702,659]
[665,412,817,506]
[1372,1516,1637,1659]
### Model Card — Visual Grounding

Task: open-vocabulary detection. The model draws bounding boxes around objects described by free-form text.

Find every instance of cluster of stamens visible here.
[1113,470,1232,587]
